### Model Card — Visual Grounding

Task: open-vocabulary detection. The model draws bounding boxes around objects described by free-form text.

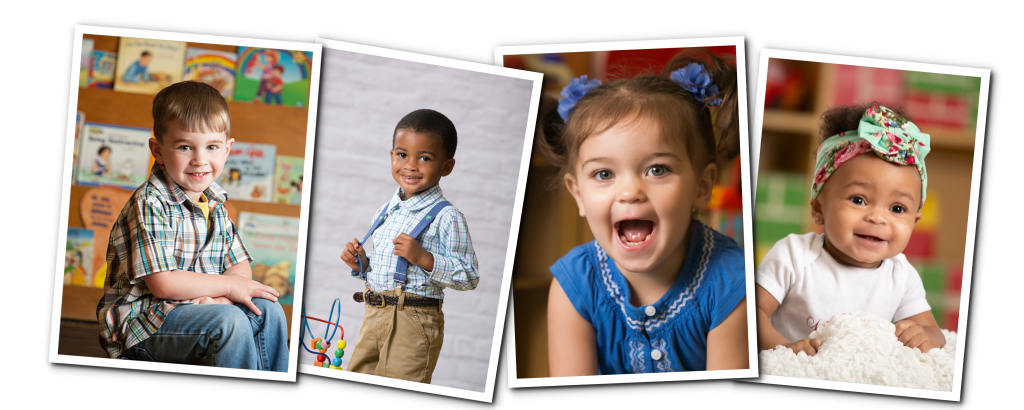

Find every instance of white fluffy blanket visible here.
[759,311,957,391]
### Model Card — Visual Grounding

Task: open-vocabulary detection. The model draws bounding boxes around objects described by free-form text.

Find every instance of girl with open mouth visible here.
[538,49,749,376]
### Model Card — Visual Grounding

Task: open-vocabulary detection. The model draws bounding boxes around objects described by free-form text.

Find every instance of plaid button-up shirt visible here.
[97,164,251,358]
[352,185,479,299]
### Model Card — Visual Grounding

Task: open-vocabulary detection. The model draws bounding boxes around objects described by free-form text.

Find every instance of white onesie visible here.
[756,232,931,343]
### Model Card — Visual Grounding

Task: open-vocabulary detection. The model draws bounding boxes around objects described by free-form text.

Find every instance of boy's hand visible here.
[224,275,279,315]
[188,296,233,305]
[895,319,939,353]
[341,238,369,272]
[785,338,823,356]
[393,233,435,272]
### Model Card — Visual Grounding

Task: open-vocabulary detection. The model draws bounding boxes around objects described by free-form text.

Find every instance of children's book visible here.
[235,48,313,107]
[80,39,94,87]
[88,51,116,89]
[65,228,95,287]
[272,156,304,205]
[73,111,85,183]
[237,212,300,305]
[184,47,238,101]
[113,37,187,95]
[217,142,276,202]
[76,122,153,190]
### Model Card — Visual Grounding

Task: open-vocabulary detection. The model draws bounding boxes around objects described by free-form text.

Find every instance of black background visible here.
[51,20,995,405]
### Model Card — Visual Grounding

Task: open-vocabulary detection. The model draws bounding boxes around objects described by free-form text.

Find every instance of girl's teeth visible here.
[619,233,651,246]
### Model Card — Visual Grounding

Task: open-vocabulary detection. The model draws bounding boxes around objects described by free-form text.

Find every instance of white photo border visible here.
[747,48,990,402]
[298,37,543,403]
[494,36,759,388]
[48,25,324,383]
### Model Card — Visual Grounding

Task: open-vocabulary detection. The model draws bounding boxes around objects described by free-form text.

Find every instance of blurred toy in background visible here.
[705,159,745,247]
[764,59,810,110]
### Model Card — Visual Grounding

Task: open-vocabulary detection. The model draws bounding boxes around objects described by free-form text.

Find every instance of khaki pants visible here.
[347,289,444,383]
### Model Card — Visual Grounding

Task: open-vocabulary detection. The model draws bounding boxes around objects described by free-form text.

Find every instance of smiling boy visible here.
[97,81,288,371]
[339,109,479,383]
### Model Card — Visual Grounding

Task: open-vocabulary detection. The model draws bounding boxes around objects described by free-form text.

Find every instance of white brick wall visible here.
[300,48,533,392]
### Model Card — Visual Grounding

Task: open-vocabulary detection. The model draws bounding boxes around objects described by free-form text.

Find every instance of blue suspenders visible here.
[355,201,450,288]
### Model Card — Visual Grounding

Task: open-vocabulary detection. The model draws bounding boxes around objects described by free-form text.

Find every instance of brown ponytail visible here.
[663,49,741,168]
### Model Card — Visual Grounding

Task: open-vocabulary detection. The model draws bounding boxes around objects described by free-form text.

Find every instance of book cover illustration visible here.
[217,142,277,202]
[88,51,116,89]
[80,39,94,87]
[184,47,238,101]
[272,155,304,205]
[76,122,153,190]
[237,212,300,305]
[234,48,312,107]
[65,228,97,287]
[113,37,187,95]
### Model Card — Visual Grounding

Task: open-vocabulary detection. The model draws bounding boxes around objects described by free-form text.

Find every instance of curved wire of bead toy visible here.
[300,298,347,370]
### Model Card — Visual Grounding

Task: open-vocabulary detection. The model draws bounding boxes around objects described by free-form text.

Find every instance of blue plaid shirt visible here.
[97,164,251,358]
[352,184,479,299]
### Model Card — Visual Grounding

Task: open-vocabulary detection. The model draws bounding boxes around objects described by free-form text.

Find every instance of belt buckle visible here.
[373,292,386,308]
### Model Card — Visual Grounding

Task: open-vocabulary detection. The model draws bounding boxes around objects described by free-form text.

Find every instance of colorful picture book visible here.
[235,48,313,107]
[217,142,277,202]
[237,212,300,305]
[113,37,187,95]
[273,156,304,205]
[65,228,97,287]
[89,51,116,89]
[76,122,153,190]
[73,111,85,182]
[184,47,238,101]
[80,39,94,87]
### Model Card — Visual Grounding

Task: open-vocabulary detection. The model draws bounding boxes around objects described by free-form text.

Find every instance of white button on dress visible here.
[645,306,656,316]
[651,349,663,361]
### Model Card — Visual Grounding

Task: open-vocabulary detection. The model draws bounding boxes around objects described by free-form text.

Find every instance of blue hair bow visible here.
[669,63,723,106]
[557,75,602,122]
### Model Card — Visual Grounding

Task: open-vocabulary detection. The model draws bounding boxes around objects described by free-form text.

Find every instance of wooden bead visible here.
[332,358,341,367]
[334,349,342,358]
[317,354,327,362]
[311,338,322,350]
[338,340,347,349]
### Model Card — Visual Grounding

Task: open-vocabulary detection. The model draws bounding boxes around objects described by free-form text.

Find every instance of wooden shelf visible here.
[762,109,818,135]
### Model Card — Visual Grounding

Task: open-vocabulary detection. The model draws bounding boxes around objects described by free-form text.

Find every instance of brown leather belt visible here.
[353,291,441,308]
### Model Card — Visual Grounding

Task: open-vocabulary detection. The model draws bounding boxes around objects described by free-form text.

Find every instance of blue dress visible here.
[550,221,746,374]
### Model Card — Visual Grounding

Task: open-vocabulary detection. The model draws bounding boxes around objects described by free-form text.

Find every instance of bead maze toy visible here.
[300,298,346,370]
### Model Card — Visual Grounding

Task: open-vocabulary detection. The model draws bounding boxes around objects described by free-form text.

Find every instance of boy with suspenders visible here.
[340,109,480,383]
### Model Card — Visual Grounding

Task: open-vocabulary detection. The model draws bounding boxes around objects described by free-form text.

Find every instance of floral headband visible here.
[810,105,931,206]
[557,63,723,122]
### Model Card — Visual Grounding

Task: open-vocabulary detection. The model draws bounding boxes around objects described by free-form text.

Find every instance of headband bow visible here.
[810,105,931,206]
[556,63,722,122]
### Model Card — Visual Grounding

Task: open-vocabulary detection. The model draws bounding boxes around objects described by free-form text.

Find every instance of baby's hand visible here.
[785,338,823,356]
[894,319,936,353]
[340,238,369,272]
[393,233,434,272]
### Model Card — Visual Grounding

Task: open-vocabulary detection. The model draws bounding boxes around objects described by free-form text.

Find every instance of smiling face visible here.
[391,129,455,199]
[565,117,716,275]
[812,153,923,268]
[150,122,234,203]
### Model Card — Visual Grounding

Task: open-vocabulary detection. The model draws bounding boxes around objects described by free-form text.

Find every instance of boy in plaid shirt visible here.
[340,109,479,383]
[97,81,288,371]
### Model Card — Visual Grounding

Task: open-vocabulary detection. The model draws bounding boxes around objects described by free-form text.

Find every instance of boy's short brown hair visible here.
[152,81,230,142]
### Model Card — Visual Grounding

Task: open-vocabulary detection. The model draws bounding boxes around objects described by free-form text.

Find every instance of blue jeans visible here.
[121,298,289,372]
